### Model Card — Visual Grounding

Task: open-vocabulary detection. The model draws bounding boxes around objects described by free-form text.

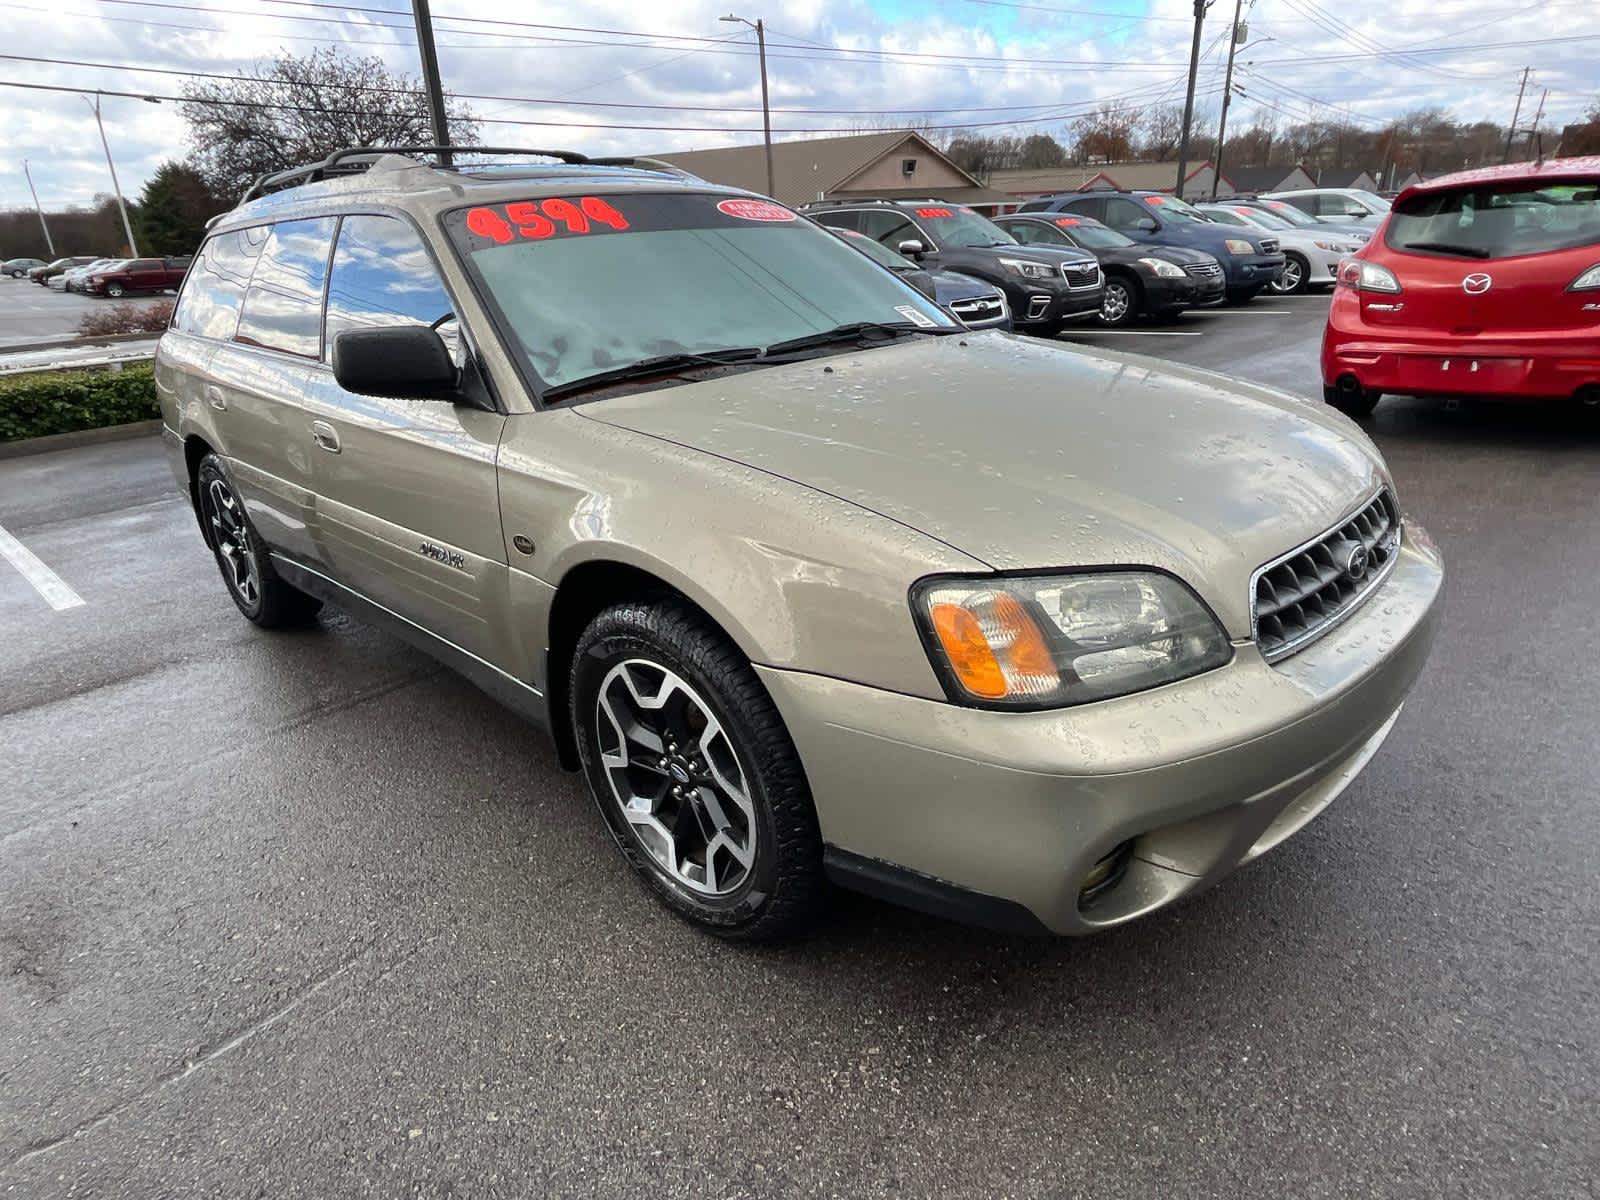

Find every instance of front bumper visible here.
[1323,292,1600,399]
[759,529,1443,935]
[1225,252,1286,291]
[1012,281,1105,327]
[1143,273,1206,312]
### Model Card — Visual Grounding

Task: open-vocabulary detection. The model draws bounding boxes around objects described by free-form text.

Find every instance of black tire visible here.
[1323,383,1380,418]
[1273,253,1309,295]
[195,454,322,628]
[106,282,125,298]
[1099,273,1142,327]
[1226,286,1263,305]
[570,598,825,941]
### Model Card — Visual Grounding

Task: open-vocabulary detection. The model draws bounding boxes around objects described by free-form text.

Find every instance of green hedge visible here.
[0,363,158,442]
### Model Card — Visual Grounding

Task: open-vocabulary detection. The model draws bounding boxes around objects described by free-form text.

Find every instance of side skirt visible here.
[822,846,1050,936]
[270,554,553,735]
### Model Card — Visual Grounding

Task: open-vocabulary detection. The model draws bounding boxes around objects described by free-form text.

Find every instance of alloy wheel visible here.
[1101,280,1132,324]
[595,659,756,896]
[1273,258,1304,294]
[202,477,260,608]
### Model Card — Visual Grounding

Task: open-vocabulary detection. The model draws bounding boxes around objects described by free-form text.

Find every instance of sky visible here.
[0,0,1595,211]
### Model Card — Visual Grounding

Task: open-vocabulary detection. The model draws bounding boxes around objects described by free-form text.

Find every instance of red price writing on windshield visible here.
[915,207,954,219]
[465,196,630,245]
[1053,217,1081,226]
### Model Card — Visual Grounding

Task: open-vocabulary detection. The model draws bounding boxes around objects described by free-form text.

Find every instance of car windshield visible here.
[445,192,956,392]
[1240,206,1298,231]
[1351,190,1392,212]
[1144,194,1209,223]
[1386,180,1600,259]
[909,205,1016,248]
[1258,201,1323,228]
[1044,217,1132,249]
[833,227,918,271]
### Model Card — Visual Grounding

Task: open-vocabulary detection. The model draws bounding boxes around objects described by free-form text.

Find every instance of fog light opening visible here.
[1026,295,1051,321]
[1078,839,1135,910]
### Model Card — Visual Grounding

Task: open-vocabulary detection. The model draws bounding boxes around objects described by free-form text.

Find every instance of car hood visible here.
[579,334,1387,636]
[929,269,999,303]
[1107,244,1218,268]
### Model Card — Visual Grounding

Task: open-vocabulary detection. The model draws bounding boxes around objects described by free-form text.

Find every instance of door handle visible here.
[205,384,226,411]
[310,420,341,454]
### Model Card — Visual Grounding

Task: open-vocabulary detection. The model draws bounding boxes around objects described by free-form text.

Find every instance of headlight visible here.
[998,257,1056,280]
[1337,258,1402,294]
[1313,240,1349,252]
[1137,257,1187,278]
[1223,238,1255,255]
[1568,264,1600,291]
[912,571,1232,709]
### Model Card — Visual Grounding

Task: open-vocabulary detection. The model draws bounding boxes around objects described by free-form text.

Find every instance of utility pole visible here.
[722,14,775,199]
[84,95,139,257]
[411,0,452,166]
[1502,67,1530,163]
[23,159,55,257]
[1174,0,1210,200]
[1528,88,1549,159]
[1210,0,1245,200]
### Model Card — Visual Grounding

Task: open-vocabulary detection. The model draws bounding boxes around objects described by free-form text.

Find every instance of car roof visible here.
[210,148,739,234]
[1394,155,1600,204]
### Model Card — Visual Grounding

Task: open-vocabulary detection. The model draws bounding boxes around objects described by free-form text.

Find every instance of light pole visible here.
[23,159,55,257]
[1173,0,1210,200]
[82,92,156,258]
[720,13,775,199]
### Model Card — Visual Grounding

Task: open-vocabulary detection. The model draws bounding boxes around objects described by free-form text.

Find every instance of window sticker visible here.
[716,198,797,222]
[915,207,954,219]
[1144,195,1168,206]
[894,304,937,327]
[463,197,630,245]
[1053,217,1081,227]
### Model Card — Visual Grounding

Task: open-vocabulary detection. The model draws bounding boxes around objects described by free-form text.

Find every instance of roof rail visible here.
[238,145,701,204]
[796,197,954,211]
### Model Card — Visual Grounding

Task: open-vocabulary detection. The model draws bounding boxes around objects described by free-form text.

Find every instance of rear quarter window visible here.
[235,217,337,358]
[172,227,267,340]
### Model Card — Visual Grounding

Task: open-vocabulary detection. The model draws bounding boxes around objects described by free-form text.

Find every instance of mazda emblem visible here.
[1345,544,1370,581]
[1462,272,1492,294]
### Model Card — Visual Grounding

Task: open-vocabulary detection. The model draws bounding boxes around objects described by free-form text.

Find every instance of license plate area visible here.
[1396,355,1528,391]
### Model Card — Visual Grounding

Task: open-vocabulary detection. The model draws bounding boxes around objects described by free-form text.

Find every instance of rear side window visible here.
[172,227,266,340]
[857,210,924,249]
[1387,181,1600,260]
[811,210,860,232]
[235,217,336,358]
[324,214,454,356]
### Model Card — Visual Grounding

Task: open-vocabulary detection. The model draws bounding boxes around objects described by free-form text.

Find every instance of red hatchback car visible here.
[1322,157,1600,417]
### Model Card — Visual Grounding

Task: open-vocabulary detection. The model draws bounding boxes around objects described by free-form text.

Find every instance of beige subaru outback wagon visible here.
[155,148,1442,940]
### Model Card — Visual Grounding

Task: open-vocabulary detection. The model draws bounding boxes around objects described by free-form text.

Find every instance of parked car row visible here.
[2,253,192,294]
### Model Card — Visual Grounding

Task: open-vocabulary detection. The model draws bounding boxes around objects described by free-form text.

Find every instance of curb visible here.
[0,420,162,461]
[0,331,162,355]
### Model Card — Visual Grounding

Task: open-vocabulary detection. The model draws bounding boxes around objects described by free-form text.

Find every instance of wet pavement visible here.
[2,295,1597,1198]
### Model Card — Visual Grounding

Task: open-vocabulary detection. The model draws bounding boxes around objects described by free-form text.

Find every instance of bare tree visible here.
[1071,104,1137,164]
[1137,105,1186,161]
[181,48,479,202]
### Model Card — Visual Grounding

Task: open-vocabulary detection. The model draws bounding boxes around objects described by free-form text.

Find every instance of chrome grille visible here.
[1259,237,1280,254]
[1061,261,1101,290]
[1185,262,1223,280]
[948,294,1006,327]
[1252,490,1401,663]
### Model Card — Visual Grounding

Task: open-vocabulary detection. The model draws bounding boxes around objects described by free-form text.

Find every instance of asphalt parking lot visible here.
[3,294,1598,1198]
[0,276,169,347]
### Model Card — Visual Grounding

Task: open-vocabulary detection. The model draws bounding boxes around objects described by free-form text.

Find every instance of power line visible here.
[0,52,1202,116]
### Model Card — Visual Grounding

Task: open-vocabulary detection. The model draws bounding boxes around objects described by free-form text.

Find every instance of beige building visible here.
[657,131,1011,208]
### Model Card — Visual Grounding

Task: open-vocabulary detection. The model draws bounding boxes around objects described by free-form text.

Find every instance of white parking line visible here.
[0,520,85,610]
[1064,330,1204,337]
[1189,309,1294,315]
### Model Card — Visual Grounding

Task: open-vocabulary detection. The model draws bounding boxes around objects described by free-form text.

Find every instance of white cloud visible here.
[0,0,1594,210]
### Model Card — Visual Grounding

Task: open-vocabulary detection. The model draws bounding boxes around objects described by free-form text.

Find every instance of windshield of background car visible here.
[1231,206,1295,231]
[834,227,918,271]
[1144,195,1208,223]
[1260,200,1322,227]
[1352,190,1392,212]
[908,205,1016,248]
[1046,216,1132,249]
[444,193,954,391]
[1386,181,1600,259]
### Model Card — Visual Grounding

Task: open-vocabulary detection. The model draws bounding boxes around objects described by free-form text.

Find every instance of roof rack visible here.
[796,197,956,211]
[238,145,701,204]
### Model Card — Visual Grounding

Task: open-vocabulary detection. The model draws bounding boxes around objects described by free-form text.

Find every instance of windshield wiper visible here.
[543,348,763,402]
[761,321,943,358]
[1402,241,1492,259]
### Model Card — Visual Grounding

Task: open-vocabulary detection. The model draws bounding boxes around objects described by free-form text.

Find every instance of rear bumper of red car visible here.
[1322,293,1600,401]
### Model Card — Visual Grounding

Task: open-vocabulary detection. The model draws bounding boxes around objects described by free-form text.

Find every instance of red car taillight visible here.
[1337,258,1402,294]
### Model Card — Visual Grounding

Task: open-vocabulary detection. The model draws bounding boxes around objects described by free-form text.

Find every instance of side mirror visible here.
[1343,205,1368,218]
[333,326,459,400]
[1134,217,1159,233]
[897,238,927,258]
